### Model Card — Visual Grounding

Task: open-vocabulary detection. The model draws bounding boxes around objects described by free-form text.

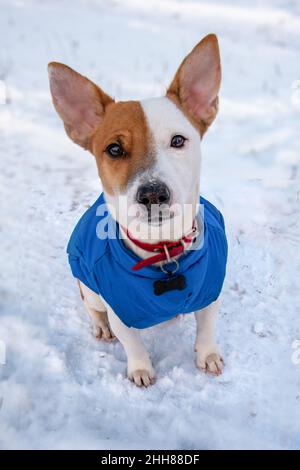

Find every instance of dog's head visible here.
[48,34,221,240]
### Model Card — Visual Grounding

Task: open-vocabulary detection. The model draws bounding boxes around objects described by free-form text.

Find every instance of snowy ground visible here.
[1,0,300,450]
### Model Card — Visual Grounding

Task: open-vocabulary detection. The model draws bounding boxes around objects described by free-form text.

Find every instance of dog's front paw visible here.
[127,357,155,387]
[128,369,156,387]
[195,344,224,376]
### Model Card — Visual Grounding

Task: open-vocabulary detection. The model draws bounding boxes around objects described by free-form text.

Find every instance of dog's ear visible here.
[48,62,114,149]
[167,34,221,134]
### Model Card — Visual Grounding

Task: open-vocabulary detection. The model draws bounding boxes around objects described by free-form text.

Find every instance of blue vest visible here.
[67,193,228,329]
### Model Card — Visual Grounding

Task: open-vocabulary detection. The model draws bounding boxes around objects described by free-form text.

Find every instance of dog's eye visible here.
[170,135,186,148]
[105,143,125,158]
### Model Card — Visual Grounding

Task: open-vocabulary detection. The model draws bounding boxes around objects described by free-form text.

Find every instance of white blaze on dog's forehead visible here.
[141,96,200,146]
[140,96,201,206]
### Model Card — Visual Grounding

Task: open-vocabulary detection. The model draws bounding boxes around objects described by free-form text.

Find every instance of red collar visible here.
[122,223,198,271]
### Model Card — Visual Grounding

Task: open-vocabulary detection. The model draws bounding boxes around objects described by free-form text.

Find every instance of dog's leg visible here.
[78,280,115,341]
[194,298,224,375]
[107,306,155,387]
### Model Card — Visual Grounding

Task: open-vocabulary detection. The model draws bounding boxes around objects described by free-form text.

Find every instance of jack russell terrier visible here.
[48,34,228,387]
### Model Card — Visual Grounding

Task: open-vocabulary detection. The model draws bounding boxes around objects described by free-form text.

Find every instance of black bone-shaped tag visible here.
[153,274,186,296]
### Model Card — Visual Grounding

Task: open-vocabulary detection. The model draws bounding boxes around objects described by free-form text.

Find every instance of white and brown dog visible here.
[48,34,226,387]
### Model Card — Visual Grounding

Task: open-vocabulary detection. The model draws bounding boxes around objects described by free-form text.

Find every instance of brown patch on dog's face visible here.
[91,101,153,195]
[48,63,153,195]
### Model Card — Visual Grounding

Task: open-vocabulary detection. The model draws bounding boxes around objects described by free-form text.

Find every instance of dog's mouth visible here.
[147,210,174,226]
[137,205,175,226]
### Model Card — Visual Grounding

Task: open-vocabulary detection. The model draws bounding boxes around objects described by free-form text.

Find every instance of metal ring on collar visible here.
[159,258,179,275]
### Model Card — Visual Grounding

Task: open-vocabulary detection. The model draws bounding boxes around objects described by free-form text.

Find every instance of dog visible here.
[48,34,228,387]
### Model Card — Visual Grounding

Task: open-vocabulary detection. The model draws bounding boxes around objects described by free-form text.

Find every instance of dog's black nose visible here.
[136,181,171,211]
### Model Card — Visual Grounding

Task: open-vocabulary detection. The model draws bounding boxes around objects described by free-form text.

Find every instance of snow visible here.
[0,0,300,450]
